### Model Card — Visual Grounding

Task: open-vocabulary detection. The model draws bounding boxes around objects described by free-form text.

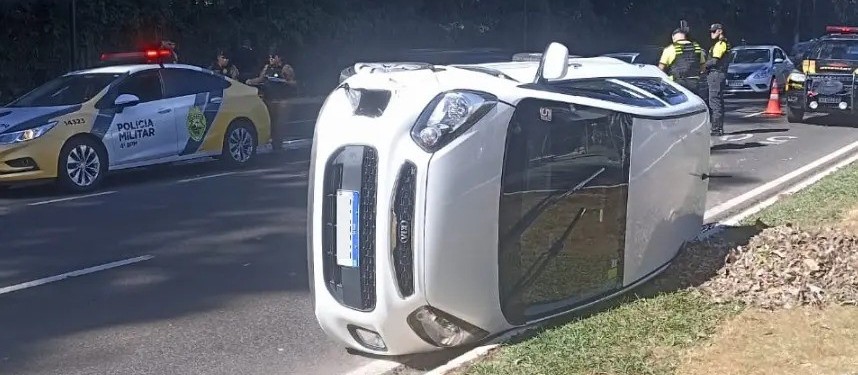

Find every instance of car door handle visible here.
[158,108,172,114]
[209,97,223,104]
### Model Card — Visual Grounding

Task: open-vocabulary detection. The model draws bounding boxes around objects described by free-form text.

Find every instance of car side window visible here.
[774,48,786,61]
[162,68,230,98]
[116,70,163,103]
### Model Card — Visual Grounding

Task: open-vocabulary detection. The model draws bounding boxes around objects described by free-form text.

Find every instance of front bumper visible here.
[308,85,517,355]
[0,136,61,184]
[725,73,773,94]
[786,74,856,114]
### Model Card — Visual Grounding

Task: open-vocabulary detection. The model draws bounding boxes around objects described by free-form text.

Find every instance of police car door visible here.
[103,69,178,166]
[160,68,230,157]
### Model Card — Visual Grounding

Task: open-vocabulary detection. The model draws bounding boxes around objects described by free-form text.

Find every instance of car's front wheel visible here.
[221,121,258,166]
[57,137,107,192]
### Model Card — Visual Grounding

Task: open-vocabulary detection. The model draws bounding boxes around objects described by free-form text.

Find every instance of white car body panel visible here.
[309,52,711,355]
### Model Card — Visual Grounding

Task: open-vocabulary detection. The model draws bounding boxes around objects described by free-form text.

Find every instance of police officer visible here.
[705,23,731,136]
[246,48,298,152]
[658,29,706,95]
[209,49,240,79]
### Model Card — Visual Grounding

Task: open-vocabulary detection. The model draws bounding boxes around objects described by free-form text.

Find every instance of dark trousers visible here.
[707,72,726,133]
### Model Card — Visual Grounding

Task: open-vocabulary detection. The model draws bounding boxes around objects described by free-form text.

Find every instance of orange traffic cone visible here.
[763,78,783,116]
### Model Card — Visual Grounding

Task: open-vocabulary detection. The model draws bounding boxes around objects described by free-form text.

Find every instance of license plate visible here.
[727,81,744,87]
[818,96,841,104]
[335,189,360,268]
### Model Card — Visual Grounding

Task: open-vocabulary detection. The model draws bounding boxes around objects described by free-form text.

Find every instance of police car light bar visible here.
[826,26,858,34]
[100,49,172,63]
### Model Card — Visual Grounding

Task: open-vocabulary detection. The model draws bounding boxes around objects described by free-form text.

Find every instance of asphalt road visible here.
[0,98,856,375]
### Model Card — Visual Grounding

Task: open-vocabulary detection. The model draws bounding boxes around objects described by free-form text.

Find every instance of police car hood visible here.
[729,62,769,74]
[0,105,80,134]
[810,58,858,74]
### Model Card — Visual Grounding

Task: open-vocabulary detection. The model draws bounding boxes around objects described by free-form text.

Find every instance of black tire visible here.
[786,106,804,123]
[221,121,258,167]
[56,136,108,193]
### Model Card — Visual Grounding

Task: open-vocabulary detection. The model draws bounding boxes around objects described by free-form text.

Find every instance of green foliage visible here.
[0,0,856,100]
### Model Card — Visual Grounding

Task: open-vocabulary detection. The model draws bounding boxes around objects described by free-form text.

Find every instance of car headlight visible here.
[0,121,58,145]
[752,66,774,79]
[788,70,806,83]
[410,90,498,152]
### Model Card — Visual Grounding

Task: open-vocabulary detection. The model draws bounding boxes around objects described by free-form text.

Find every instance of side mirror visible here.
[114,94,140,108]
[535,42,570,83]
[774,58,785,64]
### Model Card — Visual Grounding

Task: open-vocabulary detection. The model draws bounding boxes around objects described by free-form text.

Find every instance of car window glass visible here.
[116,70,163,103]
[7,73,119,107]
[162,68,230,98]
[530,78,667,108]
[774,49,786,61]
[613,77,688,105]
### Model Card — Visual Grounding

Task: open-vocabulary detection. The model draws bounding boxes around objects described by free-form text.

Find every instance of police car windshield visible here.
[815,40,858,60]
[730,49,771,64]
[8,73,120,108]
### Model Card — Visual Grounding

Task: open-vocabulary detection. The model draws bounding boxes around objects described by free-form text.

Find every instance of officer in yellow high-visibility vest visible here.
[704,23,731,136]
[658,29,706,95]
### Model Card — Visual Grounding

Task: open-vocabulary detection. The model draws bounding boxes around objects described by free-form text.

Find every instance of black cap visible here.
[710,23,724,32]
[672,28,684,36]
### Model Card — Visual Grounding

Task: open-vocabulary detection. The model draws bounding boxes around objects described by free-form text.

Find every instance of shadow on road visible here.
[726,128,789,135]
[711,142,768,152]
[795,113,858,129]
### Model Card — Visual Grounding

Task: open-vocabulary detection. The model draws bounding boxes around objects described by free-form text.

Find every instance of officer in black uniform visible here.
[705,23,731,136]
[246,47,298,152]
[658,29,706,95]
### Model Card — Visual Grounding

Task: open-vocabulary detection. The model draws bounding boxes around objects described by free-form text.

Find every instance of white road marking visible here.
[27,191,117,206]
[742,111,765,118]
[177,171,238,183]
[0,255,154,296]
[720,134,753,142]
[760,135,798,145]
[351,139,858,375]
[704,138,858,221]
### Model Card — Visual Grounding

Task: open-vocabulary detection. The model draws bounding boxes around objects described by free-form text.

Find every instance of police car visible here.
[0,49,271,192]
[785,26,858,123]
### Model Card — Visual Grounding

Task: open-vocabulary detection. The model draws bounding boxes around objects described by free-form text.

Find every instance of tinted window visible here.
[116,70,163,103]
[774,48,786,61]
[8,73,120,107]
[161,68,229,98]
[532,78,667,108]
[614,77,688,105]
[498,98,632,324]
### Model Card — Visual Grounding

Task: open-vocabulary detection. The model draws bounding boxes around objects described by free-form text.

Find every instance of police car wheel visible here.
[57,137,107,192]
[222,122,257,165]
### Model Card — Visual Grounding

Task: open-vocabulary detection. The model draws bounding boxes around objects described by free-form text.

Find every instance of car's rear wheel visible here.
[221,121,257,166]
[57,137,107,192]
[786,106,804,123]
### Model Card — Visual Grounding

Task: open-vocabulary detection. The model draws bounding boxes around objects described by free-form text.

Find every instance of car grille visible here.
[726,72,752,81]
[321,146,378,311]
[808,74,854,96]
[391,162,417,297]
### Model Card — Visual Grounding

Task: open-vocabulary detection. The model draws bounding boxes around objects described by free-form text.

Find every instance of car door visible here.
[103,69,179,167]
[160,68,230,157]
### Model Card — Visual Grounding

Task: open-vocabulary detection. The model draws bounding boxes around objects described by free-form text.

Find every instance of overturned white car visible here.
[307,43,711,355]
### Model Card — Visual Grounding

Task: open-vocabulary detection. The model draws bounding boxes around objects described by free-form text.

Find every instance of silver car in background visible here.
[725,45,795,95]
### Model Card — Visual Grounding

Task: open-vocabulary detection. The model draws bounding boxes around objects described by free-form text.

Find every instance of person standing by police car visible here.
[658,29,706,95]
[209,49,240,79]
[705,23,731,136]
[246,48,298,152]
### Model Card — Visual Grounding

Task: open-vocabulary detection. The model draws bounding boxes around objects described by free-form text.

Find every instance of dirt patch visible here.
[678,306,858,375]
[839,208,858,232]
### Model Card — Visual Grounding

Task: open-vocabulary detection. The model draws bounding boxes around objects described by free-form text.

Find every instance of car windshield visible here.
[815,40,858,60]
[731,49,771,63]
[7,73,120,107]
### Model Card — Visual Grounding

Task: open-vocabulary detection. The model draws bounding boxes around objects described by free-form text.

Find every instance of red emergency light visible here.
[826,26,858,34]
[99,49,172,64]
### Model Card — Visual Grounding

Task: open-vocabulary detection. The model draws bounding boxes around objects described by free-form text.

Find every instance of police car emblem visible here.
[187,106,207,142]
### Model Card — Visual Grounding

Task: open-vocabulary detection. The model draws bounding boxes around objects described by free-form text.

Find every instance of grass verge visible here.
[458,160,858,375]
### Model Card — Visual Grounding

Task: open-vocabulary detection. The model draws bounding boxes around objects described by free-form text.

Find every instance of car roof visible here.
[65,63,208,76]
[464,56,651,82]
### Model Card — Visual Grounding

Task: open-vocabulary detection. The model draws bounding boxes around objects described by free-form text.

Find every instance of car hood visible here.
[0,105,81,134]
[729,63,769,74]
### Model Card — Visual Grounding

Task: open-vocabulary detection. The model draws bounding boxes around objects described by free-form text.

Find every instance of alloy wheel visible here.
[66,144,101,187]
[228,127,254,163]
